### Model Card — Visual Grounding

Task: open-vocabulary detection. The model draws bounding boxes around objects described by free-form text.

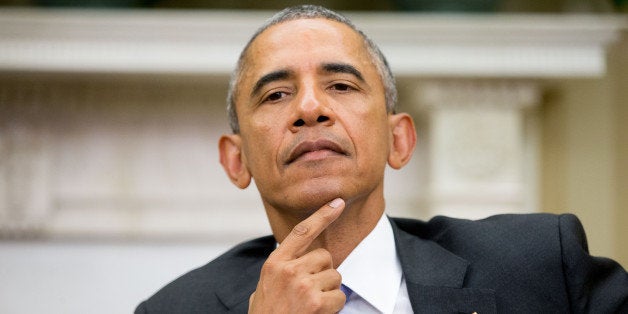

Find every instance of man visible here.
[136,5,628,313]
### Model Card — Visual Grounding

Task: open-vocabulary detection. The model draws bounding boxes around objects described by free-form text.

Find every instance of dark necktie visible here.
[340,284,353,304]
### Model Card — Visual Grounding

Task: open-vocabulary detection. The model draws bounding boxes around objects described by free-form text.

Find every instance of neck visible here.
[264,188,385,267]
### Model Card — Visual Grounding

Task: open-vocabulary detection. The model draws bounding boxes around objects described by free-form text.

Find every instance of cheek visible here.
[349,98,389,133]
[240,124,281,170]
[366,106,391,146]
[345,110,390,157]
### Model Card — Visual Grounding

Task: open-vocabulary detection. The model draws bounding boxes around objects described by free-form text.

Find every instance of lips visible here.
[285,139,347,164]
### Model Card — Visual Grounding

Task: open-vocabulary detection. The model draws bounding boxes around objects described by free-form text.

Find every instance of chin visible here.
[283,182,346,213]
[301,188,342,207]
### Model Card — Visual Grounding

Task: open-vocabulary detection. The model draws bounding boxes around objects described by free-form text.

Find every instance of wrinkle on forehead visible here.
[240,19,376,91]
[242,18,370,74]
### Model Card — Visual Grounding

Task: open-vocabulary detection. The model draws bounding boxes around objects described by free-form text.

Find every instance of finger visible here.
[275,198,345,260]
[292,248,334,274]
[310,268,342,292]
[320,289,347,313]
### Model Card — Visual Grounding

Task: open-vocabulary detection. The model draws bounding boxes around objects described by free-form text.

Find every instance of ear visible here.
[218,134,251,189]
[387,113,417,169]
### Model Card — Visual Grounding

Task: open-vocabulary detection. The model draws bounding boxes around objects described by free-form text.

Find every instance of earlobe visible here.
[218,134,252,189]
[388,113,417,169]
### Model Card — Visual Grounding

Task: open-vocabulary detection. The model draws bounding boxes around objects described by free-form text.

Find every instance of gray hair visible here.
[226,4,397,133]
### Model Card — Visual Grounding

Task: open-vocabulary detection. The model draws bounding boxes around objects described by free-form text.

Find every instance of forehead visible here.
[251,18,364,51]
[239,18,376,84]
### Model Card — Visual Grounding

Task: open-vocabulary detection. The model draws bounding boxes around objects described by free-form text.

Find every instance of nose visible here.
[289,87,334,132]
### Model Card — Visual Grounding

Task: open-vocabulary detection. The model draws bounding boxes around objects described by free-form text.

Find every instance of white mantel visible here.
[0,9,625,77]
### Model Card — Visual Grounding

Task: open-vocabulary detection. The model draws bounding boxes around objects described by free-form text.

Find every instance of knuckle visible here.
[319,248,333,261]
[296,277,314,293]
[292,221,310,237]
[312,248,333,267]
[333,290,346,311]
[307,295,323,311]
[281,263,298,277]
[261,259,278,274]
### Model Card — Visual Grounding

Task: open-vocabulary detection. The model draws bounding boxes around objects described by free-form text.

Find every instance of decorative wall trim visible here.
[414,80,541,219]
[0,9,625,77]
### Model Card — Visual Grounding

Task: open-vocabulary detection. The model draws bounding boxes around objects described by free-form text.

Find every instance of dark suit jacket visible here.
[136,213,628,313]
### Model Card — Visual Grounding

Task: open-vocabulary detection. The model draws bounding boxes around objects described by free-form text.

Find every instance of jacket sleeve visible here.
[559,214,628,312]
[134,301,148,314]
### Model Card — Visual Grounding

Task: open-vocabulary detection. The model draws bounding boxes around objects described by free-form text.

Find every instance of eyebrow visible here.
[321,63,365,83]
[251,69,292,98]
[249,63,365,98]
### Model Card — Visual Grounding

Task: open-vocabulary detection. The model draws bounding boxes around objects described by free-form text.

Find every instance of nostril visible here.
[293,119,305,127]
[317,116,329,123]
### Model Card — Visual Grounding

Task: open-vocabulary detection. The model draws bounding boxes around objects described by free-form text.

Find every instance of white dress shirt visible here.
[337,213,413,314]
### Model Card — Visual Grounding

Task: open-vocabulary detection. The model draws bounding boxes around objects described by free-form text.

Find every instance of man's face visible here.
[233,18,392,216]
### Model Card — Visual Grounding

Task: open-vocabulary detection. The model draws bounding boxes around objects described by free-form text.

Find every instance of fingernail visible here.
[329,198,344,209]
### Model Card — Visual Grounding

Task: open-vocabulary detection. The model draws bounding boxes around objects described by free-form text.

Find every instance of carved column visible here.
[415,80,541,219]
[0,84,52,237]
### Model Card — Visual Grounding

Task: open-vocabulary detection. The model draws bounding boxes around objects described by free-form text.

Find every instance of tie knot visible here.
[340,284,352,303]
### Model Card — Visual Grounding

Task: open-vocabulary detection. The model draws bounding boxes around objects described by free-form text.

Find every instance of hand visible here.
[248,198,347,314]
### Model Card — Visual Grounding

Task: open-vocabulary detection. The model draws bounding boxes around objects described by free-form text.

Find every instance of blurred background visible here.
[0,0,627,313]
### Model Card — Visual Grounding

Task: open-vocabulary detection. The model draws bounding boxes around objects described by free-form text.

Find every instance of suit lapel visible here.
[215,237,275,313]
[213,219,497,313]
[390,218,496,314]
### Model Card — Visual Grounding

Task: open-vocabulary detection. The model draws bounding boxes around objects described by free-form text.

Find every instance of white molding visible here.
[0,9,625,77]
[414,80,542,220]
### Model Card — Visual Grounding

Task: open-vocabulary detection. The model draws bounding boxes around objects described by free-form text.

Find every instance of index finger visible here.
[274,198,345,260]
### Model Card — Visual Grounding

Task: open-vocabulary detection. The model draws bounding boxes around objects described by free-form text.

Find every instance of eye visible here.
[262,91,288,103]
[329,83,355,92]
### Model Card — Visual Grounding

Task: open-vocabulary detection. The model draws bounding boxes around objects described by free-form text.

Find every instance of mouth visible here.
[285,139,348,165]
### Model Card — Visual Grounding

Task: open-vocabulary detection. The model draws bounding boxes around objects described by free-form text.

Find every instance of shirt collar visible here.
[337,214,402,314]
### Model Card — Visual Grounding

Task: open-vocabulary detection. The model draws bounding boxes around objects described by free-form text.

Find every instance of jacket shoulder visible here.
[394,213,565,242]
[394,213,570,264]
[392,213,628,312]
[136,235,275,314]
